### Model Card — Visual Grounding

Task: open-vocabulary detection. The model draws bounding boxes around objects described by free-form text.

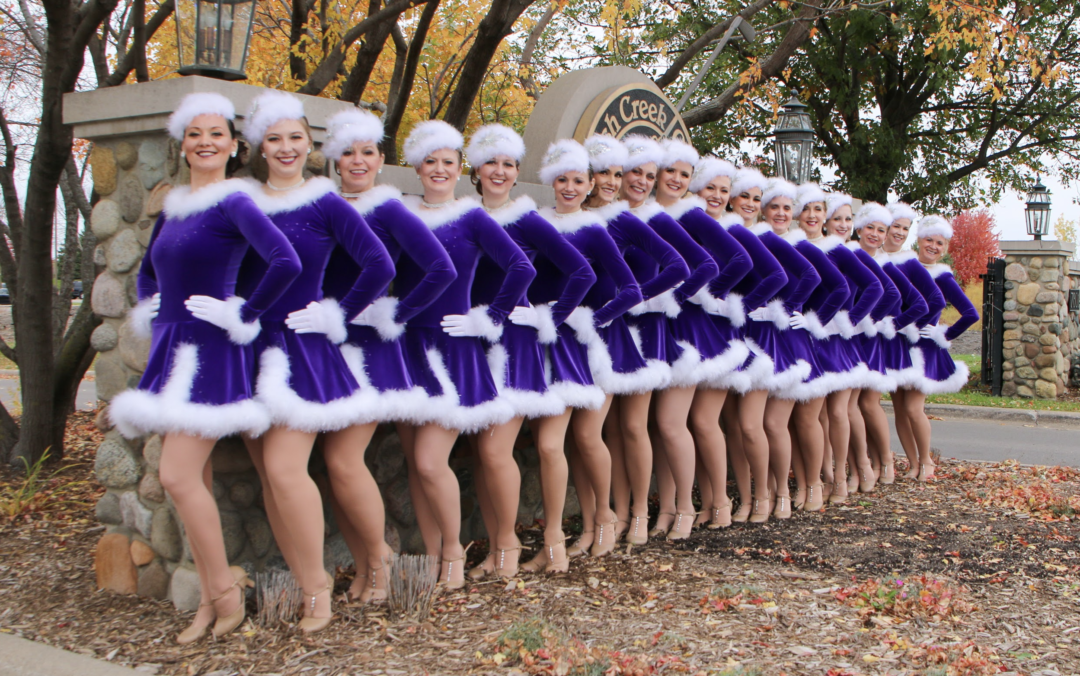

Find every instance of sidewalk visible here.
[0,633,137,676]
[880,400,1080,429]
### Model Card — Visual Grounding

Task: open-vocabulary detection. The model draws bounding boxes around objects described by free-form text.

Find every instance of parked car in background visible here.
[72,281,83,299]
[0,285,9,305]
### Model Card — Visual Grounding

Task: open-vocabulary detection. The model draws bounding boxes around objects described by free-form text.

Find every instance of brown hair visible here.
[468,158,520,196]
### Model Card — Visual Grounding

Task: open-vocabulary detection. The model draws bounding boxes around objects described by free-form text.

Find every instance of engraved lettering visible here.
[620,95,634,122]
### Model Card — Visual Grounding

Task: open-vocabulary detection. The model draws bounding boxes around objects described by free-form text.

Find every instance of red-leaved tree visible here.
[949,209,1002,288]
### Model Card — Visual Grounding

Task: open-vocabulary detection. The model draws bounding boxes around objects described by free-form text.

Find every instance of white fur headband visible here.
[538,139,590,185]
[322,108,384,161]
[660,138,698,169]
[853,202,894,231]
[916,215,954,240]
[825,192,853,220]
[622,134,666,171]
[168,92,236,142]
[795,183,828,215]
[584,135,629,172]
[731,167,768,197]
[761,177,798,208]
[689,157,736,194]
[466,124,525,168]
[403,120,464,167]
[887,201,919,224]
[244,90,305,145]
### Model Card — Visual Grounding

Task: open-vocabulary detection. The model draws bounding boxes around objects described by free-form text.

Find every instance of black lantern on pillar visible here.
[175,0,256,81]
[773,95,815,184]
[1024,177,1052,240]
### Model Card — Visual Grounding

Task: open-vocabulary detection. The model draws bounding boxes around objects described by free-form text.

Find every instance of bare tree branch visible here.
[384,0,440,163]
[101,0,174,87]
[518,1,557,100]
[654,0,773,90]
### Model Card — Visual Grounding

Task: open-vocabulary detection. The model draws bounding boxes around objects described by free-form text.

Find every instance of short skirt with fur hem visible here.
[485,323,567,420]
[109,319,270,440]
[339,325,429,425]
[909,339,970,395]
[852,333,897,392]
[545,324,606,410]
[778,328,832,401]
[881,332,922,389]
[626,312,683,367]
[252,321,378,433]
[814,334,868,393]
[733,321,812,394]
[670,304,749,389]
[589,317,672,395]
[402,326,516,433]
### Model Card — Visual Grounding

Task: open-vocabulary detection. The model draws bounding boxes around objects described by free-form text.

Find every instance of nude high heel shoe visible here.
[211,566,254,640]
[666,512,696,541]
[648,513,674,537]
[624,515,649,545]
[297,583,334,634]
[176,602,213,645]
[566,531,594,558]
[773,495,792,520]
[707,502,732,529]
[803,483,825,512]
[749,495,771,524]
[590,517,619,558]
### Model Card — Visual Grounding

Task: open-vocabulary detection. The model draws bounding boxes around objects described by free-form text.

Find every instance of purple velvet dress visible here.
[849,244,903,392]
[878,251,929,389]
[888,251,948,391]
[540,207,642,406]
[785,230,851,401]
[742,224,820,396]
[239,178,395,433]
[322,185,457,424]
[811,236,884,392]
[666,198,752,388]
[109,180,301,440]
[473,197,595,419]
[400,196,536,432]
[910,261,979,394]
[715,222,788,393]
[580,201,687,394]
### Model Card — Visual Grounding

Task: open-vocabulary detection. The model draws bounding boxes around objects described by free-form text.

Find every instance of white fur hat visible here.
[689,157,736,194]
[538,139,590,185]
[825,192,853,220]
[853,201,894,231]
[168,92,236,142]
[887,201,919,224]
[761,177,798,208]
[403,120,464,167]
[795,183,828,215]
[466,124,525,168]
[731,167,768,197]
[322,108,384,161]
[916,215,954,240]
[244,90,305,145]
[584,135,629,172]
[622,134,666,171]
[660,138,699,169]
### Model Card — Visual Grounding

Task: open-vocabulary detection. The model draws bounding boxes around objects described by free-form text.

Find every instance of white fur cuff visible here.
[564,306,599,345]
[856,315,879,338]
[800,310,830,340]
[351,296,406,341]
[899,323,921,344]
[222,296,262,345]
[875,317,897,340]
[827,310,856,339]
[926,323,952,349]
[650,289,682,318]
[320,298,349,345]
[534,303,558,344]
[722,292,746,327]
[756,299,791,331]
[129,296,158,340]
[468,305,504,343]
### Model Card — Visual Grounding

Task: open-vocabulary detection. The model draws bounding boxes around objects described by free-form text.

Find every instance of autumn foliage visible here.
[949,209,1002,288]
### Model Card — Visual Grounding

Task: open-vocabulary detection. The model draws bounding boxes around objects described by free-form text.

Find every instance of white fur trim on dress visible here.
[899,323,921,344]
[908,344,969,395]
[346,184,401,216]
[885,340,924,390]
[592,200,631,224]
[466,123,526,167]
[722,291,746,327]
[339,344,428,424]
[351,296,405,341]
[217,296,262,345]
[309,297,348,344]
[547,381,606,410]
[825,193,852,220]
[671,339,750,389]
[244,176,337,214]
[630,200,665,222]
[917,215,953,240]
[811,234,846,252]
[463,305,504,342]
[538,139,590,185]
[323,108,385,161]
[728,338,778,394]
[926,263,954,279]
[564,306,601,345]
[731,168,767,197]
[486,195,536,227]
[650,289,682,318]
[799,309,830,340]
[533,303,559,344]
[565,306,671,395]
[665,195,707,220]
[622,135,665,171]
[109,343,271,439]
[854,202,893,231]
[749,222,774,237]
[762,178,798,209]
[413,346,516,432]
[540,206,604,234]
[887,201,919,224]
[660,138,698,169]
[403,120,464,167]
[400,195,482,230]
[256,346,379,432]
[850,360,897,393]
[826,310,857,339]
[244,90,305,145]
[128,296,158,340]
[923,323,952,349]
[875,317,897,340]
[486,343,567,419]
[795,183,828,215]
[783,228,808,244]
[753,298,791,331]
[856,314,879,338]
[769,358,814,398]
[168,92,236,142]
[788,368,852,402]
[889,250,920,265]
[689,157,736,194]
[163,179,251,220]
[584,135,629,172]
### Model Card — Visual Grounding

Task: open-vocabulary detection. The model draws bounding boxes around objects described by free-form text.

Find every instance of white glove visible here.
[349,296,405,341]
[826,310,857,339]
[129,293,161,339]
[899,323,921,344]
[185,295,261,345]
[748,300,790,329]
[789,311,809,331]
[856,315,879,337]
[285,298,348,344]
[920,323,952,349]
[508,305,539,329]
[747,307,768,322]
[441,305,503,342]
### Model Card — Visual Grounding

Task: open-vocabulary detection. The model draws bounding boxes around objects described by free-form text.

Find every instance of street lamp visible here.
[1024,177,1052,241]
[773,95,815,184]
[175,0,256,81]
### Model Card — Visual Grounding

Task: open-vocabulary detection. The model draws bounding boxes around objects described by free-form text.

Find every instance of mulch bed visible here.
[2,411,1079,675]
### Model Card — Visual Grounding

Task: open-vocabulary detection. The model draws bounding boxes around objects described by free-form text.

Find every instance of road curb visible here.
[0,633,137,675]
[881,400,1080,429]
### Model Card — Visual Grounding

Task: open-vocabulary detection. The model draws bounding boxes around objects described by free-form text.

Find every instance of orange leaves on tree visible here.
[949,208,1001,288]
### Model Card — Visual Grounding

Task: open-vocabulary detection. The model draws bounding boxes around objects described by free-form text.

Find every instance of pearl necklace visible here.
[549,208,582,218]
[266,177,306,192]
[482,201,512,213]
[422,198,454,209]
[340,191,365,199]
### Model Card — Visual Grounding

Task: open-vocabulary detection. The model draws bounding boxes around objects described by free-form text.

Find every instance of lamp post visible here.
[773,95,815,184]
[175,0,257,81]
[1024,177,1052,241]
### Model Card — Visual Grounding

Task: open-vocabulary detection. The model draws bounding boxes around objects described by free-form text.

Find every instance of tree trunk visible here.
[383,0,440,164]
[339,1,395,105]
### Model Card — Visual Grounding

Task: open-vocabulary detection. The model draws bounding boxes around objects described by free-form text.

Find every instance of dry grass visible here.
[941,279,983,332]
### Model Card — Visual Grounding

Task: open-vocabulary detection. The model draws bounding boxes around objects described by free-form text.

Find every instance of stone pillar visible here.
[1065,261,1080,387]
[999,240,1076,399]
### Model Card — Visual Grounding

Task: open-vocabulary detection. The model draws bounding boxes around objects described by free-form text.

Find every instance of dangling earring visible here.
[261,153,266,159]
[378,168,383,175]
[231,149,238,158]
[180,151,185,159]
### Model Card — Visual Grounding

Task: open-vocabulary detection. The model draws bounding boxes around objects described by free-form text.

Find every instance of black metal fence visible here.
[980,257,1005,395]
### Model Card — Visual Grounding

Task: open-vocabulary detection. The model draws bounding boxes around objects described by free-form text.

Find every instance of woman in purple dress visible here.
[462,126,594,578]
[319,108,456,602]
[239,91,395,633]
[110,93,301,642]
[399,120,535,587]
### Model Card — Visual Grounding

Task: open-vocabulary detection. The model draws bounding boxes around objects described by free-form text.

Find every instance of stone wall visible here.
[1066,263,1080,387]
[999,243,1075,398]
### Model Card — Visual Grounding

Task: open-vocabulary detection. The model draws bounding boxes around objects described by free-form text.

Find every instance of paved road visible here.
[897,416,1080,468]
[0,378,97,412]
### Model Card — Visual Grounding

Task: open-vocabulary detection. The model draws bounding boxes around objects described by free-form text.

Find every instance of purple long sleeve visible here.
[469,211,536,323]
[893,252,946,328]
[851,246,901,323]
[728,224,787,311]
[671,203,751,298]
[753,225,820,312]
[642,208,718,301]
[820,238,882,323]
[934,269,980,340]
[606,203,690,300]
[137,215,165,301]
[795,239,849,325]
[318,193,396,321]
[884,261,928,329]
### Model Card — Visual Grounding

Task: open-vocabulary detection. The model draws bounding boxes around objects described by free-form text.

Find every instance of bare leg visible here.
[566,433,595,555]
[859,389,892,484]
[846,391,874,492]
[825,389,852,501]
[690,387,729,527]
[763,397,796,518]
[570,396,618,555]
[617,392,655,522]
[792,398,826,510]
[789,419,806,508]
[244,437,303,576]
[650,427,676,533]
[521,410,573,571]
[475,417,525,574]
[178,459,216,638]
[892,389,920,478]
[723,395,752,521]
[407,423,465,581]
[397,423,442,557]
[900,389,934,480]
[653,386,698,536]
[604,401,631,528]
[820,404,834,488]
[739,389,771,520]
[468,436,497,577]
[695,456,713,527]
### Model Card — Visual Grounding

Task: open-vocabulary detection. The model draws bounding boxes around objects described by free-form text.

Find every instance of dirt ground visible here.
[2,411,1079,675]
